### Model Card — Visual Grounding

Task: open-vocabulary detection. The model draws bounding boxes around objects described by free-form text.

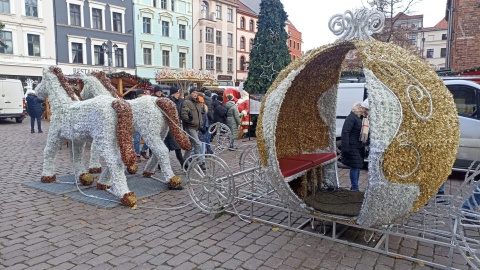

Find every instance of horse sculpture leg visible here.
[70,141,94,186]
[41,130,63,183]
[142,136,182,190]
[97,167,111,190]
[88,142,102,174]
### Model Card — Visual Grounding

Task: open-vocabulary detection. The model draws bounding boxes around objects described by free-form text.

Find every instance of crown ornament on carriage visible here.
[328,9,385,41]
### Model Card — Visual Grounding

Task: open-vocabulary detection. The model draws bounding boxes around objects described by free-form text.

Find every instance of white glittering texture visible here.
[81,75,176,182]
[37,68,132,198]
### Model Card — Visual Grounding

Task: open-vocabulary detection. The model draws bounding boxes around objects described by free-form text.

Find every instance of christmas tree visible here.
[244,0,291,94]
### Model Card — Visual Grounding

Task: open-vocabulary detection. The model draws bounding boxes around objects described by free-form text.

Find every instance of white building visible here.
[0,0,56,81]
[192,0,238,87]
[420,19,448,71]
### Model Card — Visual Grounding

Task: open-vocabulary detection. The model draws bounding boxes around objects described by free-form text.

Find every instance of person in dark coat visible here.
[181,88,204,169]
[212,93,221,110]
[202,90,214,154]
[152,85,166,97]
[341,102,368,191]
[26,89,44,133]
[225,94,241,150]
[213,95,227,125]
[164,86,184,167]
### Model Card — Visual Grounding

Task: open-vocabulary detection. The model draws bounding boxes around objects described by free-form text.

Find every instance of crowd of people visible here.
[135,85,244,171]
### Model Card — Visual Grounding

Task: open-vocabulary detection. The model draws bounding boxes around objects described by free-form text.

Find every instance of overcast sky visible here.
[280,0,448,51]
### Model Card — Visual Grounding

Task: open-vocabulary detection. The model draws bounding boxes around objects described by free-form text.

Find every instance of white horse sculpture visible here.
[79,71,191,190]
[36,66,137,206]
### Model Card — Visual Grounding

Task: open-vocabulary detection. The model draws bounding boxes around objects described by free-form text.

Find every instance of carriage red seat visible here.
[278,153,336,178]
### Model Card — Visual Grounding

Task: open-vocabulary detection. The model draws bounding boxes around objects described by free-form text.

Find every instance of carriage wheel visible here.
[239,145,269,193]
[186,155,235,214]
[208,123,232,155]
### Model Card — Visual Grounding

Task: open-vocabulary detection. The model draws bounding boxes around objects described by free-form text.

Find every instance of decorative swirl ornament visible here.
[328,9,385,41]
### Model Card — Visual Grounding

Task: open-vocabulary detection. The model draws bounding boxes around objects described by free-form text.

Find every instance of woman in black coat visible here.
[341,102,367,191]
[26,90,44,133]
[163,86,184,167]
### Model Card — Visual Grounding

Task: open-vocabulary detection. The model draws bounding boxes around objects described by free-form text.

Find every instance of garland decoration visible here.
[50,66,81,101]
[107,71,152,88]
[91,71,120,98]
[111,99,136,167]
[437,66,480,76]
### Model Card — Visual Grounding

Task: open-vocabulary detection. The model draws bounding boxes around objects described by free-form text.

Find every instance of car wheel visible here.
[15,117,23,123]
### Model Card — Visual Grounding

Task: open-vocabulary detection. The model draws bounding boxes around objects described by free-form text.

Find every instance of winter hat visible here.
[170,86,179,95]
[204,90,212,97]
[226,94,234,101]
[189,87,197,94]
[361,99,369,109]
[26,89,36,96]
[153,85,162,95]
[216,95,223,101]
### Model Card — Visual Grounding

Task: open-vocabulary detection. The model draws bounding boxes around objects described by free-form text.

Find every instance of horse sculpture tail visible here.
[156,98,192,151]
[111,99,136,167]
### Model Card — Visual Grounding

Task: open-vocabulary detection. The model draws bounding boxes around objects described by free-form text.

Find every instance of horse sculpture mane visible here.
[49,66,81,101]
[90,71,120,98]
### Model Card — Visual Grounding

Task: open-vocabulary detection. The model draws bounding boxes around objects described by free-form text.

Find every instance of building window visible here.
[162,50,170,66]
[70,4,81,26]
[200,56,202,69]
[115,48,124,67]
[249,39,253,50]
[216,5,221,19]
[206,27,213,43]
[153,0,156,7]
[289,40,292,47]
[249,20,254,31]
[206,54,214,70]
[179,24,186,39]
[143,48,152,65]
[93,45,104,65]
[113,12,122,32]
[179,52,186,67]
[0,31,13,54]
[227,8,232,22]
[143,17,151,33]
[162,21,169,36]
[440,48,446,58]
[227,33,233,47]
[161,0,167,9]
[92,8,103,29]
[27,34,40,56]
[409,35,416,45]
[71,42,83,63]
[201,1,208,14]
[25,0,38,17]
[240,17,245,29]
[199,29,202,42]
[216,57,221,70]
[227,58,232,72]
[240,56,245,71]
[240,37,245,49]
[216,30,221,44]
[171,0,175,11]
[442,34,447,40]
[0,0,10,13]
[426,48,434,58]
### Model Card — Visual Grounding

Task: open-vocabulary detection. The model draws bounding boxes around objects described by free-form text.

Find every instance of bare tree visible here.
[366,0,424,56]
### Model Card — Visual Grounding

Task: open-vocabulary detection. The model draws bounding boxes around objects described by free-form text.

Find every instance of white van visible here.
[335,80,480,172]
[0,79,26,123]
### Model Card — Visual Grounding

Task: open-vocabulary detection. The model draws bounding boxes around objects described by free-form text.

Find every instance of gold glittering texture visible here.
[41,175,56,183]
[288,174,308,199]
[111,99,137,167]
[90,71,120,98]
[257,42,355,165]
[49,66,82,101]
[127,164,138,174]
[88,167,102,174]
[354,39,460,211]
[155,98,192,151]
[167,175,182,188]
[121,192,137,207]
[79,173,94,186]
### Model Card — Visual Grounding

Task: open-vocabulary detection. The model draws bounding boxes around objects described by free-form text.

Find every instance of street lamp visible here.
[101,42,118,73]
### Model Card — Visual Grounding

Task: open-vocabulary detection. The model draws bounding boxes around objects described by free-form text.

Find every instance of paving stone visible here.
[221,258,243,270]
[166,253,192,267]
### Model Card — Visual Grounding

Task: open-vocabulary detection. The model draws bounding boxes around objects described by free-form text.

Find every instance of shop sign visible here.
[218,75,232,81]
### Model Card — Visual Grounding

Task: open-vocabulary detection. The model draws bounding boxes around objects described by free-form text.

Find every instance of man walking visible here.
[181,88,205,170]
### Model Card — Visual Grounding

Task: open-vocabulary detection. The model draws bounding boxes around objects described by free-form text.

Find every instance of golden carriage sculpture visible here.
[184,9,480,269]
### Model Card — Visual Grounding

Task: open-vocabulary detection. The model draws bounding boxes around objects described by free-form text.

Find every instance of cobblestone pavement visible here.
[0,119,473,270]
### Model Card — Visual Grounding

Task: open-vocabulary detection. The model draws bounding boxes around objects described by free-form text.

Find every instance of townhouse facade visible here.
[134,0,193,82]
[0,0,56,82]
[420,19,447,71]
[235,0,256,84]
[446,0,480,71]
[192,0,238,87]
[286,20,301,61]
[53,0,135,75]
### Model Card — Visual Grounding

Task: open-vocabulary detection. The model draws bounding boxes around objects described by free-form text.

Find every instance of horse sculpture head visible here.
[35,80,47,100]
[39,66,81,102]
